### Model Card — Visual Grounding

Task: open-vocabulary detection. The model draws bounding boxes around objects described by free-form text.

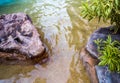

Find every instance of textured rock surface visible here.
[86,26,120,59]
[80,48,99,83]
[81,27,120,83]
[0,13,45,60]
[95,66,120,83]
[80,48,120,83]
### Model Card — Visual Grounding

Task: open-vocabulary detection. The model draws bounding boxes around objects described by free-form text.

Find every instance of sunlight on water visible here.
[0,0,109,83]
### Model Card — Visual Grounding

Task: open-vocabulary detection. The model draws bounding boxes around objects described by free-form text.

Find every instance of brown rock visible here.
[80,48,99,83]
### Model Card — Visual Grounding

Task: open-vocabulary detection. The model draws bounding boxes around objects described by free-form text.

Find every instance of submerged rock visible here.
[0,13,45,61]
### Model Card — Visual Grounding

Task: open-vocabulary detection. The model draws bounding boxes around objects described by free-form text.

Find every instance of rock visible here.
[95,66,120,83]
[86,26,120,59]
[81,27,120,83]
[80,48,120,83]
[80,48,99,83]
[0,13,45,61]
[95,66,112,83]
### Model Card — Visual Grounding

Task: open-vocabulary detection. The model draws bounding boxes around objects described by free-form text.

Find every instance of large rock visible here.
[86,26,120,59]
[0,13,45,61]
[80,48,120,83]
[81,27,120,83]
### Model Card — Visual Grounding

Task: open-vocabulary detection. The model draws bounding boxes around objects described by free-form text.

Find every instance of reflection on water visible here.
[0,0,109,83]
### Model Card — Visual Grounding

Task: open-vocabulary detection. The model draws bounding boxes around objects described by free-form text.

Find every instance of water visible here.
[0,0,109,83]
[0,0,28,5]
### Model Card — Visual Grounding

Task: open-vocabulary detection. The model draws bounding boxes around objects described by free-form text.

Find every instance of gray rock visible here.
[82,27,120,83]
[86,26,120,59]
[0,13,45,60]
[80,48,120,83]
[95,66,112,83]
[95,66,120,83]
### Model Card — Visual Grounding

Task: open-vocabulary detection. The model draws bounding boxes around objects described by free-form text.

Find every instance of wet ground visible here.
[0,0,109,83]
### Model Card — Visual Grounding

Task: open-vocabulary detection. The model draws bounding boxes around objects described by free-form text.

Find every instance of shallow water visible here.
[0,0,109,83]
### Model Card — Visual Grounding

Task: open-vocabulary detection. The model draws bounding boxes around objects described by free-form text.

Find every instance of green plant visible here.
[81,0,120,33]
[94,35,120,72]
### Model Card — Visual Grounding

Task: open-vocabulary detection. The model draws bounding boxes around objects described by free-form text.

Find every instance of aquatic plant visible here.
[94,35,120,72]
[81,0,120,33]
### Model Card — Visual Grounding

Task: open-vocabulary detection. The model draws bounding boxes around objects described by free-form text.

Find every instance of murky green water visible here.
[0,0,109,83]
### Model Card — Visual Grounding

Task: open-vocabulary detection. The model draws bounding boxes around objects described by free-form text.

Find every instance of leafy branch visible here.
[81,0,120,33]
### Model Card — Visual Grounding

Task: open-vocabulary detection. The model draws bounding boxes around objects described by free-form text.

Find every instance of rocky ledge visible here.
[80,26,120,83]
[0,13,45,62]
